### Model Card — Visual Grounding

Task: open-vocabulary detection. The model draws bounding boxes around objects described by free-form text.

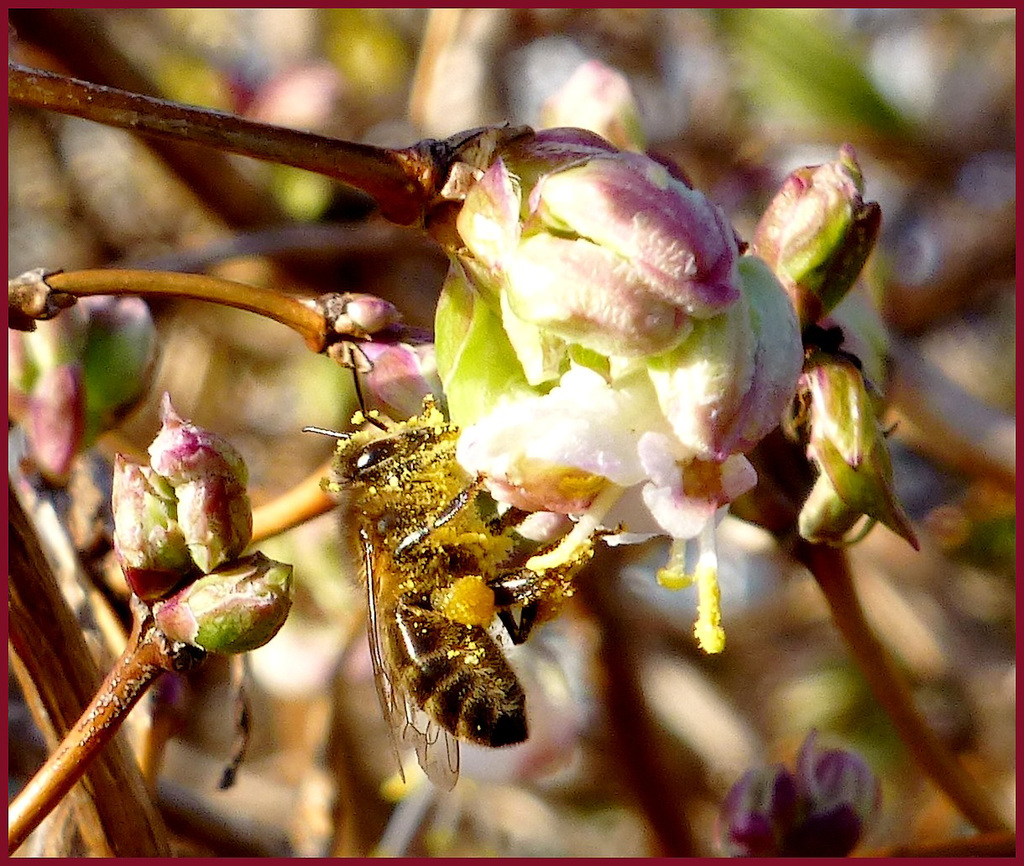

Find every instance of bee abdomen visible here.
[390,602,528,747]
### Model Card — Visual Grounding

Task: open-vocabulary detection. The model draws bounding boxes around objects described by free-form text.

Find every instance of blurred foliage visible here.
[8,8,1014,858]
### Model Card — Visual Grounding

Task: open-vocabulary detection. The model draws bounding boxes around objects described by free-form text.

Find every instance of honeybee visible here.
[317,400,593,789]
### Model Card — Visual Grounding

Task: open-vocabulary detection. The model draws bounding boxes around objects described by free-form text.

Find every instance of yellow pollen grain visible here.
[436,575,495,628]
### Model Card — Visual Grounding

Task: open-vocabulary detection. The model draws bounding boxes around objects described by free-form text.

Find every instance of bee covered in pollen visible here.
[319,399,594,789]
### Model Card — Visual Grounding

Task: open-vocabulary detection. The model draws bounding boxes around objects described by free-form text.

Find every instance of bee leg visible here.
[497,603,538,646]
[395,477,486,557]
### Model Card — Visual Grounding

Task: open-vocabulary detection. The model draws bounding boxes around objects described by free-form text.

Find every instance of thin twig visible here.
[859,829,1016,858]
[794,540,1010,834]
[251,459,336,544]
[8,599,205,855]
[14,269,328,351]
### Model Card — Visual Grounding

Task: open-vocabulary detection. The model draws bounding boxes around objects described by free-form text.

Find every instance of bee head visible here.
[332,427,437,486]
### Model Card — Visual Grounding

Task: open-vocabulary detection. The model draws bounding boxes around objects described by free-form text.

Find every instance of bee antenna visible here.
[302,426,349,440]
[342,344,392,431]
[350,364,368,415]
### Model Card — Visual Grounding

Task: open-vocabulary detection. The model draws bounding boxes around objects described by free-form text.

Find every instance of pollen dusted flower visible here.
[435,124,804,653]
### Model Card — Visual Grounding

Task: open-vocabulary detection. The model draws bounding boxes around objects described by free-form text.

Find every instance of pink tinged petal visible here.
[646,293,756,460]
[647,257,802,460]
[505,233,691,357]
[719,257,804,455]
[456,157,523,270]
[531,154,741,317]
[637,433,756,540]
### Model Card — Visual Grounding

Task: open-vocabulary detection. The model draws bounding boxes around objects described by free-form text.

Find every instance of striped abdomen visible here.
[385,599,528,747]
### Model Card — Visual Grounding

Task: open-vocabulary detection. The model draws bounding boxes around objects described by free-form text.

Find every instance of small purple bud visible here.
[717,764,800,857]
[787,731,881,857]
[153,552,293,654]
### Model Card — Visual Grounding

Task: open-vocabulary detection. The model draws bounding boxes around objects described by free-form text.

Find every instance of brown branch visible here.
[11,60,446,226]
[8,484,173,855]
[8,589,205,854]
[794,540,1010,834]
[251,459,336,544]
[8,8,289,231]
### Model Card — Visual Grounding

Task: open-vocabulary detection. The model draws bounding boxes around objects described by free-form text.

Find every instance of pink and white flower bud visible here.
[153,552,293,654]
[112,454,194,602]
[148,395,253,573]
[753,145,881,329]
[360,341,443,421]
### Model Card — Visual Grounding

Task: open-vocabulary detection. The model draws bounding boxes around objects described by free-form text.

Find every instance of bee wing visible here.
[363,530,460,791]
[362,529,408,782]
[399,701,460,792]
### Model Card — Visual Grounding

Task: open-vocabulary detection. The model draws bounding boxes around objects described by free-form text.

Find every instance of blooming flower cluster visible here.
[431,121,802,653]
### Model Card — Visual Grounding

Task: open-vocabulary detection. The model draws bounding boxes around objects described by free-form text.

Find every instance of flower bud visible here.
[25,364,86,485]
[153,553,293,654]
[539,60,646,152]
[8,295,156,481]
[112,453,194,602]
[360,340,443,421]
[112,396,254,601]
[78,295,157,441]
[646,256,803,460]
[331,292,402,339]
[717,764,799,857]
[788,731,881,857]
[148,395,253,573]
[717,731,880,857]
[753,145,881,329]
[799,352,918,548]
